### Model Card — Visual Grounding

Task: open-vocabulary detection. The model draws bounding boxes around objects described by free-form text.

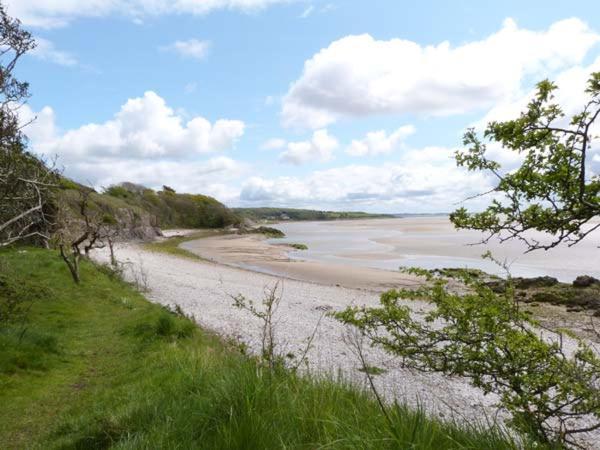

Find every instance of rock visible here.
[314,305,333,312]
[513,276,559,289]
[593,310,600,318]
[572,275,600,288]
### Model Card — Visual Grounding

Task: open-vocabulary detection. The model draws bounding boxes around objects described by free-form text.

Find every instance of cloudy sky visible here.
[9,0,600,212]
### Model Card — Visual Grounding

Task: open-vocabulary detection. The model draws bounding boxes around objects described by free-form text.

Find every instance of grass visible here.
[142,230,222,260]
[288,243,309,250]
[0,248,542,449]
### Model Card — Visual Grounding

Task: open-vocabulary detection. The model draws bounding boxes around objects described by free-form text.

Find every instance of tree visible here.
[0,3,57,247]
[450,73,600,251]
[56,190,119,283]
[335,268,600,448]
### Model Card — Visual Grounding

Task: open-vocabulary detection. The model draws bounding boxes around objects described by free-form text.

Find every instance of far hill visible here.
[233,207,392,222]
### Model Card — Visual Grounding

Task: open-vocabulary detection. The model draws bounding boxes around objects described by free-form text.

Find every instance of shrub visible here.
[334,267,600,448]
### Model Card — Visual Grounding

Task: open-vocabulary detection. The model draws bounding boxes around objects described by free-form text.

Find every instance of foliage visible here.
[104,182,239,229]
[335,268,600,448]
[451,73,600,251]
[0,7,58,247]
[0,257,47,325]
[0,248,529,450]
[242,225,285,238]
[142,231,215,260]
[288,243,308,250]
[234,207,392,222]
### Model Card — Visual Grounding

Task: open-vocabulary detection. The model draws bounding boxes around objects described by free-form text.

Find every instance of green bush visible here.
[0,327,59,374]
[335,267,600,448]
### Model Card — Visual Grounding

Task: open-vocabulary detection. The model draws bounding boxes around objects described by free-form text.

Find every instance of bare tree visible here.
[0,4,58,247]
[57,190,119,283]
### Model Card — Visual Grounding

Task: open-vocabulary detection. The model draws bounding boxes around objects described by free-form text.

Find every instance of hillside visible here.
[58,181,239,239]
[234,207,392,222]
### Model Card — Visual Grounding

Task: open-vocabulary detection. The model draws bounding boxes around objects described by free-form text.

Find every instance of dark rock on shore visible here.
[513,276,559,289]
[573,275,600,288]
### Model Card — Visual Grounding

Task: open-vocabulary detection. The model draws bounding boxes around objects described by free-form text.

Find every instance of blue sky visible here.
[9,0,600,212]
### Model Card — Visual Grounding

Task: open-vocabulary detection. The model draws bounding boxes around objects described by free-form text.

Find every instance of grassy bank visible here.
[1,249,536,449]
[142,230,222,260]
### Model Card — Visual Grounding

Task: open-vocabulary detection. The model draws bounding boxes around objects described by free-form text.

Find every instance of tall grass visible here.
[0,248,540,449]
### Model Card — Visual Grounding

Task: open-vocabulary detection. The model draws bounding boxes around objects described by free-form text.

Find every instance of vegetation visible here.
[104,182,239,229]
[0,249,528,450]
[0,5,58,248]
[451,73,600,251]
[142,230,222,260]
[335,266,600,448]
[243,225,285,238]
[288,243,308,250]
[234,207,392,222]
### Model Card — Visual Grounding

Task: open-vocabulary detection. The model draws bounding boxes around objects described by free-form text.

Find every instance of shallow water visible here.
[270,217,600,282]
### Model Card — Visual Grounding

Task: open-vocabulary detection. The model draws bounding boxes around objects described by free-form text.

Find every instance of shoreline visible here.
[179,232,424,293]
[174,229,600,343]
[92,241,600,448]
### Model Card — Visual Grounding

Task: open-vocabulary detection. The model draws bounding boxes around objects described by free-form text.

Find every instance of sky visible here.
[8,0,600,213]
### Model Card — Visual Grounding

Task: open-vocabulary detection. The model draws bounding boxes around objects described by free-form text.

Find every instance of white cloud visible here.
[69,157,245,202]
[299,5,314,19]
[278,129,338,165]
[261,138,287,150]
[24,91,245,159]
[240,146,492,212]
[184,82,198,93]
[7,0,296,28]
[282,18,600,128]
[29,37,77,66]
[19,92,247,200]
[161,39,211,60]
[346,125,415,157]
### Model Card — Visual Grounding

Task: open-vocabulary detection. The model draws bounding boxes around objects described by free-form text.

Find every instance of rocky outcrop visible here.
[114,208,162,241]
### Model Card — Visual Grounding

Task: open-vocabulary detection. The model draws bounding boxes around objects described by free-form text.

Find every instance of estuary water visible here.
[270,216,600,282]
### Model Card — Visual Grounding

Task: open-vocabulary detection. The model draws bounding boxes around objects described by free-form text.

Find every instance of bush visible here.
[132,309,195,341]
[335,267,600,448]
[0,327,59,374]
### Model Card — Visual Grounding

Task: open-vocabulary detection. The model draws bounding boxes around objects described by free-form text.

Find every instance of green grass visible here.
[288,243,308,250]
[0,249,541,449]
[142,230,223,260]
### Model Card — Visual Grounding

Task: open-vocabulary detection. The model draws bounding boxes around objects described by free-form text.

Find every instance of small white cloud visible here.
[184,82,198,93]
[299,5,314,18]
[279,129,338,165]
[264,95,277,106]
[261,138,287,150]
[347,125,415,157]
[161,39,211,60]
[29,37,77,66]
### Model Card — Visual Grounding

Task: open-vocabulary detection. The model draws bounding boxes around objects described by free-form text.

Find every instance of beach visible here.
[90,230,600,448]
[181,217,600,284]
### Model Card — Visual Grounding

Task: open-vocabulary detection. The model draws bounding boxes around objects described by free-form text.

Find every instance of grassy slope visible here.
[0,249,536,449]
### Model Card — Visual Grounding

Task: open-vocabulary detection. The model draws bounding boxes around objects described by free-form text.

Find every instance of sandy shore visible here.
[92,240,600,448]
[180,233,424,292]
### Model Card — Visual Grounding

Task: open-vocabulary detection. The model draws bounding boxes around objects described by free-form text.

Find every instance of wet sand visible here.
[180,233,423,292]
